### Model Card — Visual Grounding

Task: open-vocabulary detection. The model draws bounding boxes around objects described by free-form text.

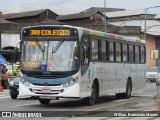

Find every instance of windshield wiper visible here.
[34,38,44,52]
[52,40,64,53]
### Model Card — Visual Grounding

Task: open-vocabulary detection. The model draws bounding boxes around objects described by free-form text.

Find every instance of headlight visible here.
[9,81,14,86]
[20,78,32,87]
[63,78,78,88]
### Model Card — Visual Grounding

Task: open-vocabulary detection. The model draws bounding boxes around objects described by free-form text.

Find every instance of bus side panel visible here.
[116,63,127,93]
[80,62,106,97]
[80,67,91,97]
[103,63,116,95]
[135,64,146,90]
[125,63,146,91]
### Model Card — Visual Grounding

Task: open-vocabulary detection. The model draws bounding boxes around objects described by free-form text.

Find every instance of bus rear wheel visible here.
[84,82,97,106]
[123,80,132,99]
[39,98,50,104]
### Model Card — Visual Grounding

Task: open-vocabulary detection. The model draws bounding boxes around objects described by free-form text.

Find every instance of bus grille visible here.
[31,88,63,94]
[32,83,62,86]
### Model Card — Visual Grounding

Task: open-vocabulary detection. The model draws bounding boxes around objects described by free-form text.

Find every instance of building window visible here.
[109,42,114,61]
[92,39,99,61]
[115,43,121,62]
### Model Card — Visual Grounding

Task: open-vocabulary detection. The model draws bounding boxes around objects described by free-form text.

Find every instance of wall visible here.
[145,35,156,69]
[155,37,160,67]
[1,33,20,48]
[59,18,91,25]
[7,16,40,23]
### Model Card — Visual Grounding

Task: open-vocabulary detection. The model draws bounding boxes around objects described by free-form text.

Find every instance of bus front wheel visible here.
[39,98,50,104]
[84,82,97,106]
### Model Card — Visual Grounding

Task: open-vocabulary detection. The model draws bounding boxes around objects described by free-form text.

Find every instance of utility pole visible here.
[104,0,107,32]
[144,6,160,41]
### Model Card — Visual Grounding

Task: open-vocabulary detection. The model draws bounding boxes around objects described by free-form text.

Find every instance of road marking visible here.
[0,96,10,98]
[0,91,10,98]
[83,99,137,116]
[11,103,38,107]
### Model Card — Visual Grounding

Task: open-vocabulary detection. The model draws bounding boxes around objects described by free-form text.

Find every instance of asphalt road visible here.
[0,82,159,120]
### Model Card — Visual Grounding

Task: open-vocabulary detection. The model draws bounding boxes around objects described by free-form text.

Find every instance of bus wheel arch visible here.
[84,78,99,106]
[116,77,132,99]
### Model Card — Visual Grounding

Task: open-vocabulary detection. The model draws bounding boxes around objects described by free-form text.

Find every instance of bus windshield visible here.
[21,40,79,72]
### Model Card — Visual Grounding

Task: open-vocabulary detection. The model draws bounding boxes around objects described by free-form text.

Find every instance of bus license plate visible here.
[41,88,51,93]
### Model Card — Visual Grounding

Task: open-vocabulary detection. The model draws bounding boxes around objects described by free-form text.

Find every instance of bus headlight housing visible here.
[63,78,78,87]
[20,78,32,87]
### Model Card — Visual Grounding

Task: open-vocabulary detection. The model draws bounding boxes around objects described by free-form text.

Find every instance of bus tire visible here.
[116,93,122,99]
[123,80,132,99]
[10,94,18,99]
[84,82,97,106]
[39,98,50,104]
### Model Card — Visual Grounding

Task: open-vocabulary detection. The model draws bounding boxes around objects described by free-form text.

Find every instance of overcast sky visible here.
[0,0,160,13]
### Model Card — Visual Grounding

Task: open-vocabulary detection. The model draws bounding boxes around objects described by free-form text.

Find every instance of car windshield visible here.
[21,40,79,72]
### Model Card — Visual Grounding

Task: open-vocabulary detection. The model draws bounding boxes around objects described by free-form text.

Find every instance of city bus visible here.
[19,25,146,105]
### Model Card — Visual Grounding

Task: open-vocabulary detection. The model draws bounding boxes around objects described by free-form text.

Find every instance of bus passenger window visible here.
[140,46,145,63]
[129,45,134,63]
[92,39,99,61]
[109,42,114,61]
[101,41,107,61]
[135,46,140,63]
[122,44,128,62]
[115,43,121,62]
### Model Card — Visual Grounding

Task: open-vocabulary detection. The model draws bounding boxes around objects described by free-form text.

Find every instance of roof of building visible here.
[3,4,73,15]
[0,18,16,24]
[3,9,50,19]
[105,9,156,18]
[108,20,160,36]
[81,7,125,13]
[56,11,105,20]
[40,19,65,24]
[155,14,160,19]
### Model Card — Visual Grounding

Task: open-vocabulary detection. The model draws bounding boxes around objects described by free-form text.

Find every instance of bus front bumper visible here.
[19,82,81,98]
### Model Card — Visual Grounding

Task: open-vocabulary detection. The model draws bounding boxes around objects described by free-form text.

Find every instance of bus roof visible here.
[63,25,146,45]
[22,25,146,45]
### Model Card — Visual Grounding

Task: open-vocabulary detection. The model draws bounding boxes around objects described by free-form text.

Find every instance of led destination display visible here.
[22,27,78,37]
[30,30,70,36]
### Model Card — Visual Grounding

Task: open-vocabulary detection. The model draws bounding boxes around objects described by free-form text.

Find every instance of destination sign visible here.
[22,26,78,37]
[30,30,70,36]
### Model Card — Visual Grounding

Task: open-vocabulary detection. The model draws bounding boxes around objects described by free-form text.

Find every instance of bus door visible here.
[81,35,90,75]
[80,35,90,94]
